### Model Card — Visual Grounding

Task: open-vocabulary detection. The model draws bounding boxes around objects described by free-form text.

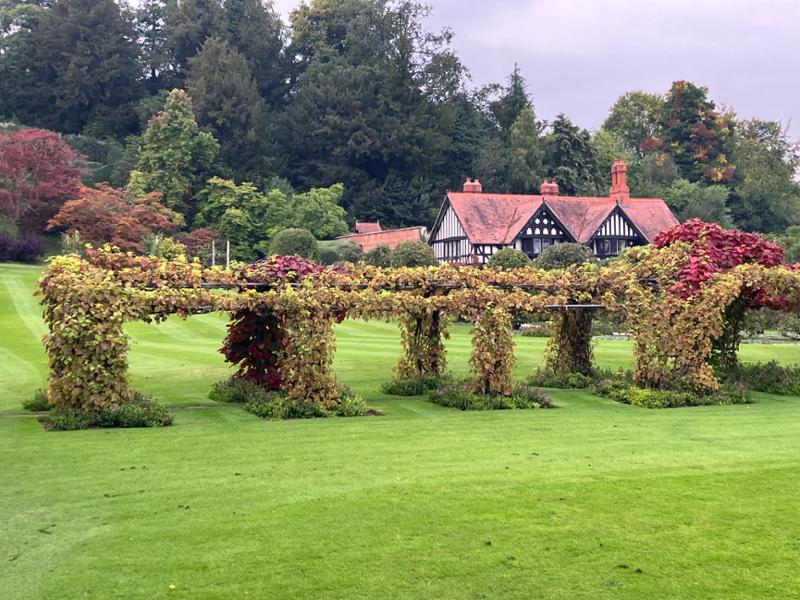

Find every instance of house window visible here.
[595,239,631,257]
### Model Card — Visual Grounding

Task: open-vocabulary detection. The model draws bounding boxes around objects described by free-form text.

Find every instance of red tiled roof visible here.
[443,192,678,245]
[355,221,382,234]
[618,198,679,242]
[339,226,425,252]
[545,197,617,243]
[446,193,542,244]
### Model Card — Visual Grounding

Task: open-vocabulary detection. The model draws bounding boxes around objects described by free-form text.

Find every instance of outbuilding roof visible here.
[339,226,426,252]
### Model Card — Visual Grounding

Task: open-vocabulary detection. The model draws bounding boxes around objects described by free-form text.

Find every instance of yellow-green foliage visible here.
[38,243,800,415]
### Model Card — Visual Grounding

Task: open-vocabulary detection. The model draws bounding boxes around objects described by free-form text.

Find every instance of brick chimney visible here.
[540,179,559,196]
[463,178,483,193]
[610,159,630,201]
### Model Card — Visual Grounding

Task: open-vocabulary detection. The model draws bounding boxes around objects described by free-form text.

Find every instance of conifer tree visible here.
[19,0,142,136]
[165,0,225,78]
[223,0,288,107]
[187,37,271,179]
[508,106,543,193]
[545,114,604,196]
[136,0,174,92]
[491,64,531,138]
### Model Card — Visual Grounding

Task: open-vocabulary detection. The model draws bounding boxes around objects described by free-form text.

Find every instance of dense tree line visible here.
[1,0,799,260]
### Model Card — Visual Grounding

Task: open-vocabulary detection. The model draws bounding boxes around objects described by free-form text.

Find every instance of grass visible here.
[2,262,800,598]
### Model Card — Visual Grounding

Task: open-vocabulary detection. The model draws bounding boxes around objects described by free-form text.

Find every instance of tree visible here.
[591,129,637,192]
[289,183,349,239]
[602,91,662,157]
[770,226,800,264]
[544,115,603,196]
[472,137,512,193]
[728,118,800,233]
[22,0,142,136]
[632,152,680,197]
[533,243,595,270]
[47,184,182,252]
[487,248,532,270]
[661,178,733,228]
[187,37,272,178]
[165,0,225,77]
[390,240,436,268]
[194,176,287,260]
[269,228,319,260]
[128,89,219,218]
[508,106,543,193]
[491,64,531,138]
[136,0,174,92]
[223,0,288,107]
[0,0,51,120]
[283,0,460,223]
[0,129,86,232]
[364,244,391,267]
[180,226,217,260]
[318,239,362,264]
[660,81,735,184]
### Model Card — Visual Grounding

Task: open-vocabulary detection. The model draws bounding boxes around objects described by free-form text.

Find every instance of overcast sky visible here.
[274,0,800,137]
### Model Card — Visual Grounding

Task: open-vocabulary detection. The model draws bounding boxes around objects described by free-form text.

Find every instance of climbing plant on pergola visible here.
[37,237,800,415]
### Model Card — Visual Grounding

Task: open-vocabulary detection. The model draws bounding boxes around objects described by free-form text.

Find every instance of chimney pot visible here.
[610,159,630,201]
[541,179,559,196]
[463,178,482,193]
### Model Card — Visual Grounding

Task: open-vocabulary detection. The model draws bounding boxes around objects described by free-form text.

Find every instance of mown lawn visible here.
[1,262,800,599]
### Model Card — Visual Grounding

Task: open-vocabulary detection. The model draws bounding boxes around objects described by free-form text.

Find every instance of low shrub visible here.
[429,379,554,411]
[46,392,173,430]
[593,378,750,408]
[486,248,532,270]
[245,392,328,419]
[23,388,51,411]
[727,361,800,395]
[212,377,368,419]
[381,374,451,396]
[522,367,594,389]
[389,240,436,268]
[330,386,369,417]
[47,410,93,431]
[269,228,319,261]
[363,244,391,268]
[0,232,44,263]
[209,376,261,404]
[94,392,173,428]
[317,239,363,265]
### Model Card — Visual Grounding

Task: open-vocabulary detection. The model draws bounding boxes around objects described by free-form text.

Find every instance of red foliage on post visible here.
[221,255,326,389]
[655,219,784,300]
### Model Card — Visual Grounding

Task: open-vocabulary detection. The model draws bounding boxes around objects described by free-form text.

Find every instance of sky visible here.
[274,0,800,137]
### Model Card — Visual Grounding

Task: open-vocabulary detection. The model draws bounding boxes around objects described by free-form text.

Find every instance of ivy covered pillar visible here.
[546,308,595,376]
[395,309,448,379]
[280,302,340,409]
[470,304,515,396]
[40,261,134,412]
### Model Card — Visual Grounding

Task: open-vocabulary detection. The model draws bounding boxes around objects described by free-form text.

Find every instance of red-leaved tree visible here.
[655,219,785,369]
[0,129,86,232]
[48,184,182,253]
[180,227,217,260]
